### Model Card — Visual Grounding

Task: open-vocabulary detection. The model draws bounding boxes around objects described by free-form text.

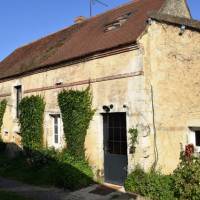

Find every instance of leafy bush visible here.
[173,144,200,200]
[0,149,93,190]
[23,147,55,168]
[58,87,95,157]
[52,151,93,190]
[125,166,175,200]
[19,95,45,150]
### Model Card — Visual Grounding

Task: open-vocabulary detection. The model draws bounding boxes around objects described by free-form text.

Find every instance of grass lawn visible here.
[0,190,32,200]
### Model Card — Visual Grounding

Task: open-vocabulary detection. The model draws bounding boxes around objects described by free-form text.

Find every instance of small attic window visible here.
[104,11,135,32]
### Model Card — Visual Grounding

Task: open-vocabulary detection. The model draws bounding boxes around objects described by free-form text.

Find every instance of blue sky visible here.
[0,0,199,61]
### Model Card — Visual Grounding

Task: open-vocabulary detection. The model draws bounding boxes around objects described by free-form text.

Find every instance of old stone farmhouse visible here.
[0,0,200,185]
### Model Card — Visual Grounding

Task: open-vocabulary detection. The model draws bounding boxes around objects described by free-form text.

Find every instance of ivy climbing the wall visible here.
[128,127,138,154]
[19,95,45,150]
[0,99,7,152]
[58,87,95,157]
[0,99,7,131]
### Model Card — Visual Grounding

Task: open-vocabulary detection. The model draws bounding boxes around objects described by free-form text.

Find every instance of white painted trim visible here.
[50,114,62,149]
[188,127,200,153]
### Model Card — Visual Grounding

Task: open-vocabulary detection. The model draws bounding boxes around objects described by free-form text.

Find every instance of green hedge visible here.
[19,95,45,150]
[58,87,95,157]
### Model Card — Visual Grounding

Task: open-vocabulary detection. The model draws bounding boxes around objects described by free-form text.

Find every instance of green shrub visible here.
[58,87,95,157]
[19,95,45,150]
[52,151,93,190]
[0,149,93,190]
[173,146,200,200]
[125,166,175,200]
[23,148,54,168]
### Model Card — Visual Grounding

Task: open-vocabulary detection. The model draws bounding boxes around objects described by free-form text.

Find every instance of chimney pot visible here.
[74,16,86,24]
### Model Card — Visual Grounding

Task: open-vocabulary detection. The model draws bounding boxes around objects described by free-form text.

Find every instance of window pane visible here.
[108,127,114,140]
[54,125,58,134]
[195,131,200,146]
[55,134,58,144]
[108,142,114,153]
[53,116,60,144]
[120,142,127,155]
[114,127,120,141]
[121,127,127,141]
[113,141,121,154]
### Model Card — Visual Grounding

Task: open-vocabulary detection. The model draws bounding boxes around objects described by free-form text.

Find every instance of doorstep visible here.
[102,182,125,193]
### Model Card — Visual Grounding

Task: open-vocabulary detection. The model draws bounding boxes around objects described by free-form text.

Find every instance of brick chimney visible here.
[74,16,86,24]
[159,0,191,19]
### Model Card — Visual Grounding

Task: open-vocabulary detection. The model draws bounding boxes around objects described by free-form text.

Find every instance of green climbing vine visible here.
[129,127,138,154]
[19,95,45,150]
[0,99,7,131]
[58,87,95,157]
[0,99,7,151]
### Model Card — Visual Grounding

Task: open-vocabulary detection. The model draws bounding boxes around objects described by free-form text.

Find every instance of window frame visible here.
[14,85,22,119]
[188,127,200,152]
[50,114,61,146]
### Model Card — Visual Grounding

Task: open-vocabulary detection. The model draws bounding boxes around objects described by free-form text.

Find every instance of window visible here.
[104,10,137,32]
[54,117,59,144]
[14,85,22,118]
[188,127,200,152]
[51,114,61,145]
[195,131,200,146]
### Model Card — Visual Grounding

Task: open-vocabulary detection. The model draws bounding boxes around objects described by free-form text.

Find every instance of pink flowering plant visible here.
[173,144,200,199]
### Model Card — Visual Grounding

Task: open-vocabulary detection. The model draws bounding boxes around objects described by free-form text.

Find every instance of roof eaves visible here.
[0,41,138,82]
[149,12,200,32]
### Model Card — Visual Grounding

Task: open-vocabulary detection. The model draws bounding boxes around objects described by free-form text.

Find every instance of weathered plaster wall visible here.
[0,49,150,179]
[159,0,191,19]
[140,21,200,173]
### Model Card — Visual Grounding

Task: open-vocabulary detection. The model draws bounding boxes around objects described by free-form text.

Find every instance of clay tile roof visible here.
[0,0,164,80]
